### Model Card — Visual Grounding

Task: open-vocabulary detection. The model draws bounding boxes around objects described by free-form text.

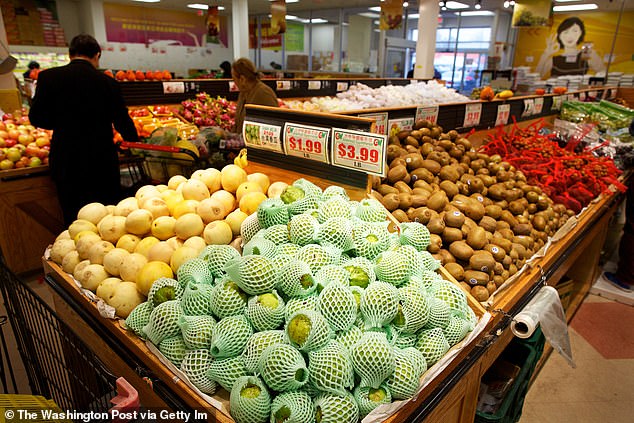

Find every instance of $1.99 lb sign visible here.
[283,123,330,163]
[331,128,387,177]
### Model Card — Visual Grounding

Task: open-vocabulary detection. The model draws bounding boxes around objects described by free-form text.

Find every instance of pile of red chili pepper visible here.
[480,119,626,213]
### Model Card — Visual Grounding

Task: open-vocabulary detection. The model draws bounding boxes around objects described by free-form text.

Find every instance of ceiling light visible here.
[358,12,381,18]
[403,2,409,7]
[457,10,495,16]
[285,15,299,20]
[408,13,420,19]
[270,0,299,2]
[133,0,160,3]
[475,0,481,9]
[187,4,225,10]
[311,18,328,23]
[369,6,381,12]
[503,1,510,7]
[555,0,584,2]
[553,3,598,11]
[446,1,470,9]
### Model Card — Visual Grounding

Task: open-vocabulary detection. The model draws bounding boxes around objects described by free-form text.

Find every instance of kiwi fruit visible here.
[464,200,485,221]
[485,244,506,261]
[444,210,465,228]
[438,165,461,182]
[411,194,428,208]
[405,136,420,148]
[437,249,456,265]
[404,145,419,154]
[444,262,465,281]
[421,159,442,174]
[404,153,424,170]
[409,207,435,224]
[428,234,443,253]
[464,270,489,286]
[469,251,496,273]
[466,226,487,250]
[512,223,532,236]
[471,285,490,302]
[397,130,410,140]
[449,241,474,261]
[378,184,399,196]
[427,215,446,234]
[392,209,410,223]
[427,191,449,212]
[387,165,409,184]
[398,193,413,209]
[479,216,497,233]
[394,181,412,194]
[381,193,400,211]
[439,180,459,198]
[486,281,497,295]
[410,167,435,184]
[442,227,464,243]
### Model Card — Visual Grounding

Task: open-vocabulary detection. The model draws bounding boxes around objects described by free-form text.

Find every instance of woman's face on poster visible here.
[559,24,582,48]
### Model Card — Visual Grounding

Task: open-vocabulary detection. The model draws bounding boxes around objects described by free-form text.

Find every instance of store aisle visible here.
[520,294,634,423]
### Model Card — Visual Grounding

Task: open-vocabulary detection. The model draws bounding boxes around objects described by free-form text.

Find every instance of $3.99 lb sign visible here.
[331,128,387,177]
[283,123,330,163]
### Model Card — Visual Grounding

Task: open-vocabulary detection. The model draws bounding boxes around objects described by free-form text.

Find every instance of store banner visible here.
[271,0,287,35]
[249,21,303,51]
[380,0,403,31]
[514,11,634,76]
[512,0,552,27]
[104,2,227,47]
[206,6,220,43]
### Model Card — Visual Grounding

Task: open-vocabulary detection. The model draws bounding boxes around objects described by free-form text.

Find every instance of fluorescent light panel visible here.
[187,4,224,10]
[408,13,420,19]
[445,1,469,9]
[358,12,381,18]
[555,0,583,2]
[457,11,495,16]
[133,0,160,3]
[553,3,598,11]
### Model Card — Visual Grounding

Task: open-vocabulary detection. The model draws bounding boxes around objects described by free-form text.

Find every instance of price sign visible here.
[495,104,511,127]
[463,103,482,128]
[552,96,563,111]
[331,128,387,177]
[588,90,597,99]
[534,97,544,114]
[276,80,291,91]
[308,80,322,90]
[415,106,439,124]
[522,99,535,117]
[579,91,587,101]
[162,82,185,94]
[359,112,388,135]
[243,121,283,153]
[387,117,415,137]
[283,123,330,163]
[336,82,349,92]
[229,81,239,92]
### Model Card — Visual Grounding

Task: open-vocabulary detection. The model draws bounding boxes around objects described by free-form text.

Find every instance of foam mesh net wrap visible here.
[351,331,395,389]
[158,336,187,367]
[210,315,253,359]
[353,384,392,418]
[433,280,471,316]
[317,196,352,223]
[393,286,431,334]
[425,297,451,329]
[287,214,318,246]
[415,327,450,367]
[360,282,399,329]
[374,251,411,287]
[313,392,359,423]
[322,185,349,200]
[242,238,277,259]
[443,314,472,347]
[258,343,309,392]
[315,265,350,292]
[389,329,418,349]
[284,296,319,322]
[206,356,248,393]
[292,178,323,198]
[257,198,290,229]
[270,390,315,423]
[417,270,444,293]
[240,212,262,244]
[181,283,213,316]
[391,244,423,273]
[210,278,248,319]
[316,217,354,251]
[334,326,363,354]
[307,339,354,395]
[342,257,376,289]
[245,291,285,332]
[352,222,391,260]
[271,253,295,271]
[143,300,183,345]
[224,255,277,296]
[285,310,332,353]
[178,314,216,350]
[147,277,183,307]
[230,375,271,423]
[317,282,357,332]
[241,330,288,374]
[354,198,387,222]
[294,244,338,273]
[401,346,428,376]
[180,349,217,394]
[125,301,153,338]
[263,224,290,245]
[277,260,317,299]
[398,222,431,251]
[275,243,300,257]
[176,258,214,287]
[199,244,241,279]
[419,251,441,272]
[386,346,423,400]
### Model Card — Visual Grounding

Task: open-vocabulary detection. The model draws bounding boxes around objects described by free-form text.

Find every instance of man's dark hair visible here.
[69,34,101,58]
[27,61,39,70]
[556,17,585,49]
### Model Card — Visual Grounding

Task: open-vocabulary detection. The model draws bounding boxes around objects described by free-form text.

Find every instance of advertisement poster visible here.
[514,11,634,77]
[104,2,227,47]
[206,6,220,43]
[380,0,403,30]
[512,0,552,27]
[270,0,287,35]
[249,20,303,51]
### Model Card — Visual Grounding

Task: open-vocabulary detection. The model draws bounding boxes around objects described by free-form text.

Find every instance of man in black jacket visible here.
[29,34,139,226]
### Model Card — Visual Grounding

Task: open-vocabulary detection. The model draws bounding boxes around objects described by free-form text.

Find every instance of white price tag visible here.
[331,128,388,177]
[336,82,349,92]
[243,121,283,153]
[276,80,291,91]
[359,112,389,135]
[415,106,439,124]
[388,117,415,137]
[308,80,322,90]
[283,123,330,163]
[229,81,239,92]
[534,97,544,114]
[495,104,511,127]
[463,103,482,128]
[522,98,535,117]
[588,90,598,99]
[552,96,563,111]
[162,82,185,94]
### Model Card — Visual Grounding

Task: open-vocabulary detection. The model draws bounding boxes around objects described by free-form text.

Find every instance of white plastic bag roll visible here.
[511,285,575,367]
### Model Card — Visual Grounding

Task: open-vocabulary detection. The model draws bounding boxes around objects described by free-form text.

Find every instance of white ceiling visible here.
[105,0,633,16]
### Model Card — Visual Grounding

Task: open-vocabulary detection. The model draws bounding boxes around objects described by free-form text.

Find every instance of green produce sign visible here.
[285,23,304,52]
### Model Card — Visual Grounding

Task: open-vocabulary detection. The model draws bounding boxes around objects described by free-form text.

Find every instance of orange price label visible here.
[495,104,510,127]
[463,103,482,127]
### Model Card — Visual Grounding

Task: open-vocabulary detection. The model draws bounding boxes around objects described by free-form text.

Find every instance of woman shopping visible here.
[231,58,278,133]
